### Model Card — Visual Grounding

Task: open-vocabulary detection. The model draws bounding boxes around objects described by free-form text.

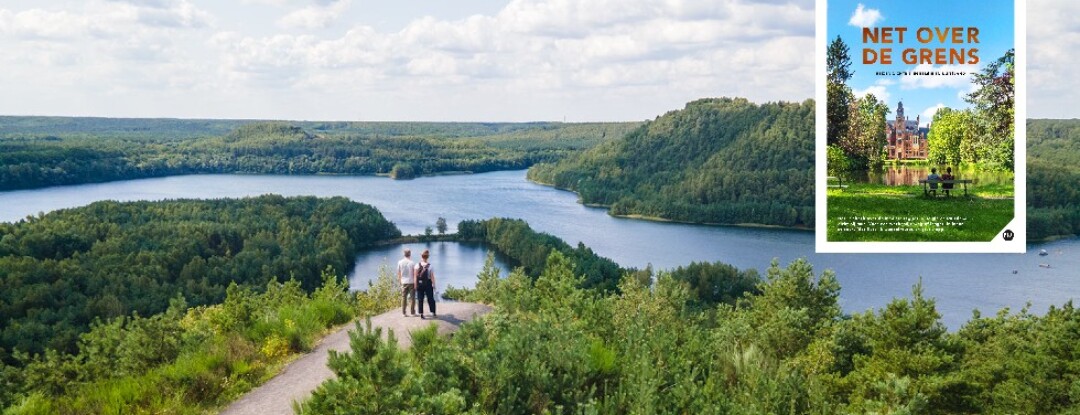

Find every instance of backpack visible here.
[417,263,431,285]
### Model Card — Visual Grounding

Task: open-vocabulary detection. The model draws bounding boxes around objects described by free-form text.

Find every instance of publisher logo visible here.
[1002,229,1015,241]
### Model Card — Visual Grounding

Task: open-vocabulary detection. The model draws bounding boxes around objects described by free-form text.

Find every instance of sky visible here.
[828,0,1014,127]
[0,0,1075,122]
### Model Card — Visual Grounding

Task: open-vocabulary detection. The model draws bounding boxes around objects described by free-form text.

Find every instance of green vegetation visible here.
[1028,119,1080,240]
[0,196,397,360]
[457,218,626,293]
[0,196,401,410]
[922,50,1016,170]
[529,97,815,228]
[0,118,639,190]
[827,36,889,170]
[826,185,1014,242]
[303,246,1080,414]
[2,269,401,414]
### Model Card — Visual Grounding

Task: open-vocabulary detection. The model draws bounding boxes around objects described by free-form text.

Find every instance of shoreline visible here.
[525,175,813,232]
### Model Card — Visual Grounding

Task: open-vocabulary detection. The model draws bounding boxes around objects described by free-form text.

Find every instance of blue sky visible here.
[828,0,1015,126]
[0,0,1074,121]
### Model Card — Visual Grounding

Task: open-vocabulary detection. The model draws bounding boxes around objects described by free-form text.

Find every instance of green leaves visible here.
[528,98,816,228]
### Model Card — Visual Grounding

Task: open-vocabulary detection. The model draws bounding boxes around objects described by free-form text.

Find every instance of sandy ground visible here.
[218,302,492,415]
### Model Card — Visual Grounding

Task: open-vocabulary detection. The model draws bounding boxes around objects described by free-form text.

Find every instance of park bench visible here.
[827,176,847,190]
[918,179,973,197]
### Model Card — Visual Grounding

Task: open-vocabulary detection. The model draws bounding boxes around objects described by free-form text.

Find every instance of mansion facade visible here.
[885,101,928,160]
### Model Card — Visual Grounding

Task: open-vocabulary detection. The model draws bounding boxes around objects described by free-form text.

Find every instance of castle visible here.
[885,101,928,160]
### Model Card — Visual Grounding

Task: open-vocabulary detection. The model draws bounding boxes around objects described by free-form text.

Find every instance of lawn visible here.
[827,183,1015,242]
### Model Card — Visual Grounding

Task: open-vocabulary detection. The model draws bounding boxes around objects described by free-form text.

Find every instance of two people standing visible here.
[396,248,437,319]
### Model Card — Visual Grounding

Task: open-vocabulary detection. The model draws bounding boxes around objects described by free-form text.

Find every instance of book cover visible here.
[815,0,1026,253]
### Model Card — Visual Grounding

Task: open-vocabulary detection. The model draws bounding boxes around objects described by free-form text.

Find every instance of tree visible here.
[827,35,854,84]
[840,93,889,167]
[926,108,979,165]
[966,49,1015,170]
[827,36,855,147]
[828,83,855,147]
[435,217,447,235]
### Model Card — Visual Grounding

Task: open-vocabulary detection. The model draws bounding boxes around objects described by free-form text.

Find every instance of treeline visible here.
[305,248,1080,414]
[457,218,625,293]
[0,195,399,365]
[1028,119,1080,240]
[529,97,815,227]
[0,118,637,190]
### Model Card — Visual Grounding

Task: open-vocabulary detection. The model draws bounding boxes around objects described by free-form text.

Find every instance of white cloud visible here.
[277,0,350,30]
[853,83,890,105]
[1029,0,1080,118]
[920,103,946,126]
[1,0,820,120]
[848,3,882,28]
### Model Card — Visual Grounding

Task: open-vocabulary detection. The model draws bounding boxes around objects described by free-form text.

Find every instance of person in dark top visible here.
[414,249,437,319]
[941,167,955,196]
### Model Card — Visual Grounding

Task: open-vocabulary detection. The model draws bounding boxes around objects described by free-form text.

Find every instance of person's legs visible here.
[425,284,436,316]
[402,285,415,315]
[418,285,428,317]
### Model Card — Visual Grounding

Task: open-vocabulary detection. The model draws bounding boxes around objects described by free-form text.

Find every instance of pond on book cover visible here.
[846,165,1013,186]
[0,169,1074,330]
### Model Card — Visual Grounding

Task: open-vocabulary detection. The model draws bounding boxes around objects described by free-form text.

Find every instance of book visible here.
[816,0,1026,253]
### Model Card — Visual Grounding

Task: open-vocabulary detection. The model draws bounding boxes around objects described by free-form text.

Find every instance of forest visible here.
[0,196,399,375]
[0,196,405,412]
[456,218,626,293]
[528,97,816,228]
[0,118,639,190]
[305,248,1080,414]
[1028,119,1080,240]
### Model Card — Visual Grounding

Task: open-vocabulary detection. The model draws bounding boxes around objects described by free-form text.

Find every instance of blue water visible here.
[1,170,1076,329]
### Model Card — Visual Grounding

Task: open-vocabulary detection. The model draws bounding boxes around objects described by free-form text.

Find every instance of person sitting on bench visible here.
[941,167,955,196]
[927,168,941,196]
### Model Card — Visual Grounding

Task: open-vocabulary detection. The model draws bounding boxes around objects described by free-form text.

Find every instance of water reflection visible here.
[845,165,1014,186]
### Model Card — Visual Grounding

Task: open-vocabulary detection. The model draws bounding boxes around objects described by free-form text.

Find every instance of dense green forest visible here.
[0,196,398,363]
[1028,119,1080,240]
[528,97,815,228]
[0,117,638,190]
[0,196,405,412]
[456,218,626,293]
[305,248,1080,414]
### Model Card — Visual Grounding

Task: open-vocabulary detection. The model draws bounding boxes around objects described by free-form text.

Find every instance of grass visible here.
[827,183,1015,242]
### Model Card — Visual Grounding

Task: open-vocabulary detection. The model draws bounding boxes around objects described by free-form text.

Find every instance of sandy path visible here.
[219,302,493,415]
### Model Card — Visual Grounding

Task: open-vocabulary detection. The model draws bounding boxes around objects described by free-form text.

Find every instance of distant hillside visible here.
[529,97,815,228]
[0,118,638,190]
[1028,119,1080,240]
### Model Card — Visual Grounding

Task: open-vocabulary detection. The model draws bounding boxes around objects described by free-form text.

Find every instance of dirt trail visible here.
[219,302,492,415]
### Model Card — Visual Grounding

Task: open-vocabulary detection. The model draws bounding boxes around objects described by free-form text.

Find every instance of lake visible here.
[847,165,1014,186]
[1,170,1076,329]
[349,241,512,297]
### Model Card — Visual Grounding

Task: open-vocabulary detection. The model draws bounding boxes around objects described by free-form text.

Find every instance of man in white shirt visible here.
[397,248,416,316]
